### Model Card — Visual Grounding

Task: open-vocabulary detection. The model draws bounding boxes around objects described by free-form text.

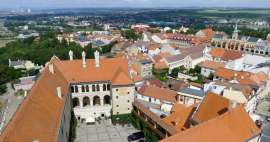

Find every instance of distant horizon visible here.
[1,6,270,11]
[0,0,270,10]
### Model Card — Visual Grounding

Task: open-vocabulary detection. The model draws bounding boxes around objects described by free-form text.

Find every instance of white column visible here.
[90,98,93,106]
[79,97,83,108]
[101,99,104,106]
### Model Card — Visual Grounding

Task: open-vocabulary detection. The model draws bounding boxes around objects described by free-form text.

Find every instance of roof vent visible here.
[56,87,62,99]
[229,100,237,108]
[95,50,100,68]
[48,64,54,74]
[82,51,86,68]
[69,50,73,61]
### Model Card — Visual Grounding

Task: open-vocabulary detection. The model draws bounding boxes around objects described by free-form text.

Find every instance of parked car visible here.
[127,132,144,141]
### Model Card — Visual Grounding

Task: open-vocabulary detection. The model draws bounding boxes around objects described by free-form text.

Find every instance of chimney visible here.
[48,64,54,74]
[56,87,62,99]
[94,50,100,68]
[69,50,73,61]
[82,51,86,68]
[229,100,237,108]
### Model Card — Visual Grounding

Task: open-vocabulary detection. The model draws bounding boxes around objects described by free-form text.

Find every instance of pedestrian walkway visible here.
[75,120,138,142]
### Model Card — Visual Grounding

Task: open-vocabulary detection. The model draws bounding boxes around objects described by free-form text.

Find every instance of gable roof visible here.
[199,60,225,70]
[53,57,133,85]
[210,48,243,61]
[161,106,260,142]
[214,68,268,87]
[0,56,134,142]
[163,103,196,132]
[0,57,69,142]
[192,93,230,124]
[138,86,178,103]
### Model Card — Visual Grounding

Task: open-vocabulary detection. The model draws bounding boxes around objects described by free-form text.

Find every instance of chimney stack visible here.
[69,50,73,61]
[94,50,100,68]
[57,87,62,99]
[82,51,86,68]
[48,64,54,74]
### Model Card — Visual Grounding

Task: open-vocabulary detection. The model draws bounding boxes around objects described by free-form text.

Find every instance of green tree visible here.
[0,84,7,95]
[170,67,180,78]
[121,29,142,41]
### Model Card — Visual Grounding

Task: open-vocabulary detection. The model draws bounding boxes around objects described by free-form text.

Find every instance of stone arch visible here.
[83,96,90,107]
[93,96,101,106]
[104,95,111,105]
[73,97,80,108]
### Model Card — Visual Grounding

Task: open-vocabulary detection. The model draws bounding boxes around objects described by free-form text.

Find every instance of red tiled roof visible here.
[210,48,243,61]
[0,56,135,142]
[161,106,260,142]
[192,92,230,124]
[214,68,268,86]
[163,104,196,132]
[0,57,69,142]
[199,60,225,70]
[138,86,178,103]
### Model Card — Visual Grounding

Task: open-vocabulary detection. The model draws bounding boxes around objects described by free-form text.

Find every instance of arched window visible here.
[93,96,101,106]
[96,84,100,91]
[83,97,90,107]
[72,98,80,108]
[81,86,85,92]
[104,95,111,105]
[92,85,96,92]
[75,86,78,93]
[103,84,106,91]
[86,85,89,92]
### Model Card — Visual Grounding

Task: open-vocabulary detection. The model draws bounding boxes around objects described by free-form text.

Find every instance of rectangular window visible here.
[107,84,110,90]
[103,84,106,91]
[92,85,96,92]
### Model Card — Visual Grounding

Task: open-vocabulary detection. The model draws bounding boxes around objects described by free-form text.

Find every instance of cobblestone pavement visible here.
[75,120,139,142]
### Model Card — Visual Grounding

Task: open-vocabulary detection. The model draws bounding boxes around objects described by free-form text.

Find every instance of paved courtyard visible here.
[75,120,139,142]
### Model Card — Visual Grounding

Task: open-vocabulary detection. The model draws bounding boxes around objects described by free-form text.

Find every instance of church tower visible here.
[232,24,239,40]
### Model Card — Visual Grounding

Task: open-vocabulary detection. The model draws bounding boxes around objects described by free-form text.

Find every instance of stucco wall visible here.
[112,85,135,115]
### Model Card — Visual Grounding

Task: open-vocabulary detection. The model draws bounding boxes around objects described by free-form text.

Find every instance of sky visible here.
[0,0,270,9]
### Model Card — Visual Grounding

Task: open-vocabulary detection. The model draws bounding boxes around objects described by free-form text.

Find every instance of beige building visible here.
[211,24,270,56]
[0,50,138,142]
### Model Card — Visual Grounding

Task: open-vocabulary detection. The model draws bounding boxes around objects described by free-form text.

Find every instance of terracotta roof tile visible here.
[163,104,196,132]
[199,60,225,70]
[0,57,69,142]
[161,106,260,142]
[138,86,178,103]
[192,93,230,124]
[210,48,243,61]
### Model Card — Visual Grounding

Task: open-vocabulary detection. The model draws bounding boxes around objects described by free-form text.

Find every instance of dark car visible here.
[127,132,144,141]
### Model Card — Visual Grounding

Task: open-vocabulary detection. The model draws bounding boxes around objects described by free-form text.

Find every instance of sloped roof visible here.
[53,57,133,85]
[138,86,178,103]
[0,56,134,142]
[214,68,268,87]
[199,60,225,70]
[161,106,260,142]
[163,103,196,132]
[210,48,243,61]
[0,57,69,142]
[192,93,230,124]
